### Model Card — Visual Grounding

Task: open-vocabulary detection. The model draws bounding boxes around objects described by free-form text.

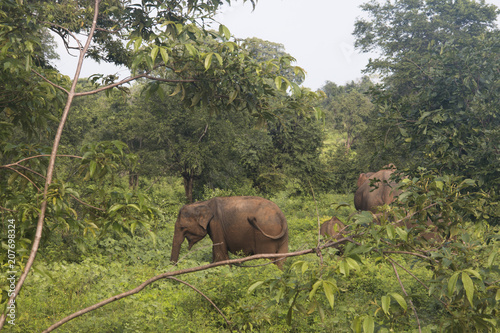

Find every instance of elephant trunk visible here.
[170,226,185,264]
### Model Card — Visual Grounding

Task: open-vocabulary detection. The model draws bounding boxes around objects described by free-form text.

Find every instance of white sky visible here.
[53,0,377,91]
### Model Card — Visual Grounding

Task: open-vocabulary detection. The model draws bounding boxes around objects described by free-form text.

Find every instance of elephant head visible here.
[354,165,401,213]
[170,202,213,264]
[320,216,346,240]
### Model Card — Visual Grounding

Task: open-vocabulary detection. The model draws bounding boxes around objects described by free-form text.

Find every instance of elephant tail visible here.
[247,217,288,240]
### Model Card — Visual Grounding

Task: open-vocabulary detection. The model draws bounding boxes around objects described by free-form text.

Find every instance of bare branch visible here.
[386,257,448,308]
[73,74,198,97]
[69,194,106,212]
[390,260,422,333]
[2,166,41,192]
[31,68,70,94]
[167,277,237,332]
[382,250,437,263]
[3,154,83,167]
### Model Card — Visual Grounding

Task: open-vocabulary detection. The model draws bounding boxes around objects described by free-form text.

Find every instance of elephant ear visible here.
[195,204,214,230]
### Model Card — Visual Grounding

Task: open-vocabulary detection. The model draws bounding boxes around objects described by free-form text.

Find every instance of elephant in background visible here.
[354,166,441,241]
[170,196,289,269]
[354,164,401,213]
[320,216,346,240]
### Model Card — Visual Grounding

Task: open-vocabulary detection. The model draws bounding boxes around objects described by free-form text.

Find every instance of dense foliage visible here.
[1,0,499,332]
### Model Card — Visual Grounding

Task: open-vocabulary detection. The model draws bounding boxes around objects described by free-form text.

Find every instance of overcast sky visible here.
[54,0,376,91]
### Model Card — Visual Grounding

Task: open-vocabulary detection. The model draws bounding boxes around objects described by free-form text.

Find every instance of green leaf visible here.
[214,52,223,66]
[462,272,474,306]
[381,295,390,315]
[487,250,497,268]
[219,24,231,40]
[89,160,97,178]
[160,47,169,65]
[275,76,283,90]
[395,227,408,242]
[127,204,141,211]
[386,224,395,239]
[108,204,124,214]
[204,52,213,70]
[228,90,238,104]
[309,280,322,299]
[389,292,407,311]
[301,261,309,274]
[322,281,336,309]
[463,269,482,280]
[346,257,360,271]
[448,271,460,297]
[170,84,182,97]
[185,44,197,57]
[247,281,264,294]
[151,46,159,63]
[363,316,374,333]
[134,37,142,52]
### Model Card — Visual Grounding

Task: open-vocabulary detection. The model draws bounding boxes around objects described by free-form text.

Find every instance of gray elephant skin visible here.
[170,196,289,268]
[354,165,401,213]
[320,216,346,240]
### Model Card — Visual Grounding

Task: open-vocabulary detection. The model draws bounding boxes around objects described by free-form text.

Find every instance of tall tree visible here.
[354,0,500,193]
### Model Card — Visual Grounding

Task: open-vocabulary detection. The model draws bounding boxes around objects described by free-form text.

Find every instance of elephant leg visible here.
[255,237,288,269]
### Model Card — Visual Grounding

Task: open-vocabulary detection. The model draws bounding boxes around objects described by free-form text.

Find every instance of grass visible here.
[7,190,452,332]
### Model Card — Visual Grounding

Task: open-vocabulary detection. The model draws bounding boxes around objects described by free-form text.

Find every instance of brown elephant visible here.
[355,166,441,241]
[354,165,401,213]
[170,196,289,268]
[320,216,346,240]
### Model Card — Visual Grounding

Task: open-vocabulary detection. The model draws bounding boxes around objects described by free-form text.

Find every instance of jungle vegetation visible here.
[1,0,499,332]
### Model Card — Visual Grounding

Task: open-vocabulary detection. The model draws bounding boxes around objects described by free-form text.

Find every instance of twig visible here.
[2,154,83,167]
[386,257,448,308]
[390,260,422,333]
[69,194,106,212]
[2,166,41,192]
[382,250,437,263]
[167,277,238,333]
[31,68,70,94]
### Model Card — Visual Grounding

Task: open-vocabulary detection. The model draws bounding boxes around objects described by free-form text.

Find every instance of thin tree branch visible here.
[167,277,238,333]
[386,257,448,308]
[69,194,106,212]
[389,260,422,333]
[31,68,70,94]
[382,250,437,263]
[2,154,83,167]
[73,74,198,97]
[2,166,41,192]
[0,0,101,328]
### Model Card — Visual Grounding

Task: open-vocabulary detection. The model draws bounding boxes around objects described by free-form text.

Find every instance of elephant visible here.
[354,166,441,241]
[170,196,289,269]
[354,164,401,213]
[320,216,346,240]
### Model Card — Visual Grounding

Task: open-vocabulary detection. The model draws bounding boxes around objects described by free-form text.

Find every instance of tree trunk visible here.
[183,173,194,203]
[129,171,138,189]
